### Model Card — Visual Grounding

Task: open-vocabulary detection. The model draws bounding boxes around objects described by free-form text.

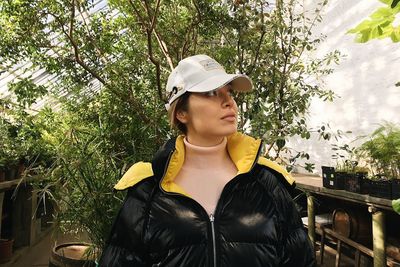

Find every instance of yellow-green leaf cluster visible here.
[348,1,400,42]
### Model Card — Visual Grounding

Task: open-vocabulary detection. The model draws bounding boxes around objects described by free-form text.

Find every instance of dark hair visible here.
[168,92,191,135]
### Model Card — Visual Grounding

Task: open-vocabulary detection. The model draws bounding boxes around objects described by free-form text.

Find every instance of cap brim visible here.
[187,74,253,93]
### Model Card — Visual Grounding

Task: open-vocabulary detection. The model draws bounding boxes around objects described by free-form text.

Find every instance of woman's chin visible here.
[221,126,238,136]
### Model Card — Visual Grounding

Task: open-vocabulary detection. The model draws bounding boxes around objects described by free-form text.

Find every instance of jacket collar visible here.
[152,132,262,196]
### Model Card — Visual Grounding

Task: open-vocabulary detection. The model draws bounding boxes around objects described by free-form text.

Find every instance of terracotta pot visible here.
[0,239,14,263]
[49,242,97,267]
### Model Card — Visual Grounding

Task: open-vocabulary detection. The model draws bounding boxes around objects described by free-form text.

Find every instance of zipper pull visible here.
[210,213,214,222]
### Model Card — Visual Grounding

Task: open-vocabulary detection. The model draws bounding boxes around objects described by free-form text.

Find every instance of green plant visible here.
[0,0,342,173]
[0,119,19,169]
[29,108,126,255]
[357,122,400,179]
[0,0,343,257]
[347,0,400,87]
[331,143,359,173]
[393,198,400,214]
[348,0,400,43]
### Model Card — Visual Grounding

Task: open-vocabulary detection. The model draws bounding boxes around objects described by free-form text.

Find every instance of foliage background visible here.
[0,0,340,253]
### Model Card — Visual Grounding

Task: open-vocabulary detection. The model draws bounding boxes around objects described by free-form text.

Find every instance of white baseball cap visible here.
[165,54,253,110]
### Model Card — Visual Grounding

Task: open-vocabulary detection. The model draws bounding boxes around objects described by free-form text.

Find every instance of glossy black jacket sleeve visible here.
[274,182,316,267]
[98,188,150,267]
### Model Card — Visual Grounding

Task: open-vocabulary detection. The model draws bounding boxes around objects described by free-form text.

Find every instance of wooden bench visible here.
[320,226,400,267]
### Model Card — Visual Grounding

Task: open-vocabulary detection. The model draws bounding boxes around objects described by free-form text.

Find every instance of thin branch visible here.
[128,0,164,102]
[287,0,325,73]
[247,30,266,75]
[154,30,174,70]
[52,2,107,85]
[149,0,161,31]
[76,2,109,66]
[146,29,163,102]
[248,1,267,75]
[49,7,153,124]
[128,0,147,31]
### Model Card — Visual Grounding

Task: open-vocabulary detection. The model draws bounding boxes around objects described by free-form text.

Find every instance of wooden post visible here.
[12,184,35,247]
[335,239,342,267]
[369,206,386,267]
[0,192,4,237]
[307,193,315,255]
[355,249,361,267]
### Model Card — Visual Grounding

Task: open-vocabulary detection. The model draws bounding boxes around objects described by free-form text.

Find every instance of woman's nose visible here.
[221,91,234,107]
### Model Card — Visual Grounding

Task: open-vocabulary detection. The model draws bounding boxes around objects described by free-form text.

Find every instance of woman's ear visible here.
[176,110,188,124]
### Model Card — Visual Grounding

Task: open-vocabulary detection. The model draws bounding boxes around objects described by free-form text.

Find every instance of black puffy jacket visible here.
[99,133,316,267]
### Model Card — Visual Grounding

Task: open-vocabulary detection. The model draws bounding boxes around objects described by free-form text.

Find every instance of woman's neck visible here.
[185,134,226,147]
[183,137,233,170]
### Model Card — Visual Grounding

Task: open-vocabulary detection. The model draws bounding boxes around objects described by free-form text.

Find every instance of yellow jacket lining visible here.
[114,132,294,192]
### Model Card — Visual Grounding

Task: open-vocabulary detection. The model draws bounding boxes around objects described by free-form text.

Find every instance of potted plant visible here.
[353,166,369,194]
[30,110,127,265]
[321,166,335,189]
[323,144,357,191]
[340,162,369,194]
[357,123,400,199]
[367,176,392,199]
[332,161,350,190]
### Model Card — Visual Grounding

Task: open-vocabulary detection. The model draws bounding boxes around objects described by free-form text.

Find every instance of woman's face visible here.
[177,84,238,146]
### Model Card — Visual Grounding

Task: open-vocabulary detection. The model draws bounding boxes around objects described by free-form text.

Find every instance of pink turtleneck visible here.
[174,137,238,215]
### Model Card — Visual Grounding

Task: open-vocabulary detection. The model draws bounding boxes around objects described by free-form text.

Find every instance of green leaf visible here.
[348,20,373,33]
[393,198,400,214]
[276,139,286,149]
[392,0,400,8]
[390,27,400,42]
[370,7,395,20]
[357,29,372,43]
[380,0,392,5]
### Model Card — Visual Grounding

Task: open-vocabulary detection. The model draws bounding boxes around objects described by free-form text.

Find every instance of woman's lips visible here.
[221,115,236,122]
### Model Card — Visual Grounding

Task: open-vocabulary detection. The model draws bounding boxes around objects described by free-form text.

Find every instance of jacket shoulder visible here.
[114,161,154,190]
[257,157,296,189]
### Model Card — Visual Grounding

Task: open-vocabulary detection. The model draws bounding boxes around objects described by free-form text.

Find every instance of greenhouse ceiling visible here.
[0,0,109,113]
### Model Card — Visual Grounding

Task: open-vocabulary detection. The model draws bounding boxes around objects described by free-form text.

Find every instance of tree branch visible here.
[248,1,266,75]
[76,2,109,66]
[128,0,165,102]
[154,30,174,71]
[51,1,107,85]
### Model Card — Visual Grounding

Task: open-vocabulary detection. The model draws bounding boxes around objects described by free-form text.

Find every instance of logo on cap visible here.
[199,59,224,71]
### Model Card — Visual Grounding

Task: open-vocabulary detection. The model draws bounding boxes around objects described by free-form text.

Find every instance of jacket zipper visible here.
[209,214,217,267]
[157,139,263,267]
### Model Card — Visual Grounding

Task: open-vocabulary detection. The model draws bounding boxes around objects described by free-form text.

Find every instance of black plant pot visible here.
[357,173,371,194]
[392,179,400,199]
[322,166,335,189]
[344,173,360,193]
[368,179,392,199]
[333,172,346,190]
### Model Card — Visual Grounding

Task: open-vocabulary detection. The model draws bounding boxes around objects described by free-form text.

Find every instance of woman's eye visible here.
[205,90,218,97]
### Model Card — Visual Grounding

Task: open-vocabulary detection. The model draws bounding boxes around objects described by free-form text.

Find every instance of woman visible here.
[99,55,315,267]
